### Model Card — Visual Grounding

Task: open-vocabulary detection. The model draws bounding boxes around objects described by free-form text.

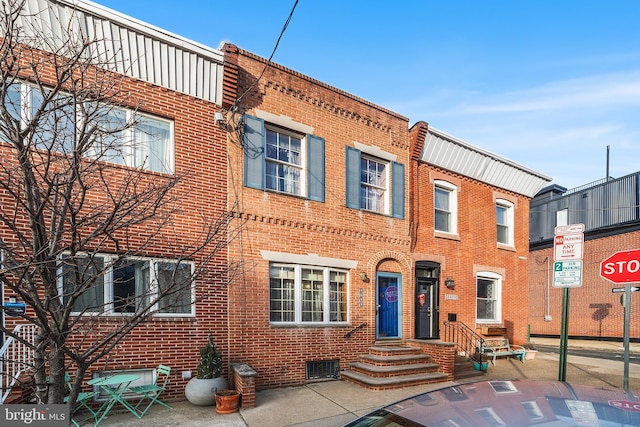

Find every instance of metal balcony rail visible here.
[443,320,484,359]
[0,323,37,403]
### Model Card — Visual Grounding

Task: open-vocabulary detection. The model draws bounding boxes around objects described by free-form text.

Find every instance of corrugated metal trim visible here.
[19,0,224,104]
[421,127,551,198]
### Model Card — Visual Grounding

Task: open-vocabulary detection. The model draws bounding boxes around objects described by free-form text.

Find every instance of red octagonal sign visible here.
[600,249,640,284]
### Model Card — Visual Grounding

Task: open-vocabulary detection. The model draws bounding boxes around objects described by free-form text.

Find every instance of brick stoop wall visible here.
[231,363,257,408]
[406,339,456,382]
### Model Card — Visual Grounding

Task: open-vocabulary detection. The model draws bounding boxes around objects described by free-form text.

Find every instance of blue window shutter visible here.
[307,134,325,202]
[392,161,405,219]
[243,114,265,189]
[345,146,361,209]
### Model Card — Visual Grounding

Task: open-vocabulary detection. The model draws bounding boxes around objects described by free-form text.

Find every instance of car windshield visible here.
[344,379,640,427]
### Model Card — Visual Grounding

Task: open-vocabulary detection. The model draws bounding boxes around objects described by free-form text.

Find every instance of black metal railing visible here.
[443,321,484,358]
[344,322,368,339]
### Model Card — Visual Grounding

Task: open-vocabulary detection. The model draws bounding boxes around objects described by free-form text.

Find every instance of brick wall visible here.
[0,48,229,401]
[223,44,412,389]
[529,231,640,339]
[410,156,532,345]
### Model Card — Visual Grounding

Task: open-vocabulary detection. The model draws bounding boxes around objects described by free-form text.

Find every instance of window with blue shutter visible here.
[243,114,324,202]
[243,114,265,190]
[345,146,405,219]
[392,162,405,219]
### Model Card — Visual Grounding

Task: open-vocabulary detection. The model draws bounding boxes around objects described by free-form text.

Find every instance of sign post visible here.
[600,249,640,390]
[554,224,584,382]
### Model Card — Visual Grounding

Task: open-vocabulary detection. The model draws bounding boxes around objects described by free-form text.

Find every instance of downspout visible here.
[545,256,552,321]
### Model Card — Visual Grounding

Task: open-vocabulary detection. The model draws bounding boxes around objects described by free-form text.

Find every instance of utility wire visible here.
[230,0,299,115]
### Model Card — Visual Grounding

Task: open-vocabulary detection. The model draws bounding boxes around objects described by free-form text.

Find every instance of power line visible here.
[230,0,299,116]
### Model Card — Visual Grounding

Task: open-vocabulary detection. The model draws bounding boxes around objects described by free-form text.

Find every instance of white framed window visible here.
[360,155,388,214]
[496,199,514,246]
[244,114,325,202]
[346,145,405,218]
[89,107,174,174]
[434,180,458,234]
[28,86,76,153]
[7,82,174,174]
[476,272,502,323]
[269,263,348,325]
[59,254,194,316]
[265,126,304,195]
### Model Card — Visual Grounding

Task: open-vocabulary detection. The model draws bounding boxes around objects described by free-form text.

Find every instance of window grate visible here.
[306,360,340,380]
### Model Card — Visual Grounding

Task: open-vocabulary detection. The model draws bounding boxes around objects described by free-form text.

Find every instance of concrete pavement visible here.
[93,337,640,427]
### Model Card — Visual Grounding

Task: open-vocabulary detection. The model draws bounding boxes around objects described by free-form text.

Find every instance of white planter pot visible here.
[185,377,228,406]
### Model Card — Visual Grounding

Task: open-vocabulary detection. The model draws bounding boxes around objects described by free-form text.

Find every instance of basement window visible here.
[306,360,340,380]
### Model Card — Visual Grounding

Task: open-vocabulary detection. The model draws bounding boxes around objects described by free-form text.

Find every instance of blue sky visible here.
[96,0,640,190]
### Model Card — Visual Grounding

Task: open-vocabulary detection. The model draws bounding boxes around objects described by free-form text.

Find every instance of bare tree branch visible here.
[0,0,239,407]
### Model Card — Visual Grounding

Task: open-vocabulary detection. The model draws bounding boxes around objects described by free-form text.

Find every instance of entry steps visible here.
[341,344,448,390]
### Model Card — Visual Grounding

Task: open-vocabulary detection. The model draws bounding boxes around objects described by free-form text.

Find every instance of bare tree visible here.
[0,0,234,407]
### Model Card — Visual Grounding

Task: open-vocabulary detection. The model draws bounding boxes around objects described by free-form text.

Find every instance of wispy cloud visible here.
[398,70,640,189]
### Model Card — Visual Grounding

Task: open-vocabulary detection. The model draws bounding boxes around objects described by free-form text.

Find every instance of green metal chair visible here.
[64,372,98,427]
[129,365,173,416]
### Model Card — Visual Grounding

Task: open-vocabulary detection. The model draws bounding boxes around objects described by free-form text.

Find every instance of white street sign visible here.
[553,261,583,288]
[554,233,584,261]
[554,224,585,235]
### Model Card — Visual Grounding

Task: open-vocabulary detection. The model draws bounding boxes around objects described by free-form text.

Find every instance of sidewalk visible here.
[95,338,640,427]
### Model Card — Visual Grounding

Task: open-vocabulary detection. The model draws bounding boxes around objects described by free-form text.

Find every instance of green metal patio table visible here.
[88,373,141,426]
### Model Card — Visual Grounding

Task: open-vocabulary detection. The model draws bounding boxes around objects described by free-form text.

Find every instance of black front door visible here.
[415,262,440,339]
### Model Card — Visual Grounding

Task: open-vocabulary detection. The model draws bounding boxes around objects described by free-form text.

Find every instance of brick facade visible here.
[0,48,229,402]
[409,122,533,345]
[529,231,640,339]
[222,44,412,389]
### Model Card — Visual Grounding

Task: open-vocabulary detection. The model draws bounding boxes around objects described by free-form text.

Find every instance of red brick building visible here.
[410,123,550,345]
[529,176,640,339]
[0,0,230,402]
[221,43,551,390]
[222,44,413,389]
[1,0,555,404]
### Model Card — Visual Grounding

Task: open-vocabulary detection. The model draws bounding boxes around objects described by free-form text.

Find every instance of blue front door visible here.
[376,273,401,339]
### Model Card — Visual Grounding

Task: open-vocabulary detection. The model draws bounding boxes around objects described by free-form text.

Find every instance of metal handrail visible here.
[443,321,484,359]
[0,324,37,403]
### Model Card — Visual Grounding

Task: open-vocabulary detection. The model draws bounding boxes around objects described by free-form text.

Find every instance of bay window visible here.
[269,263,347,324]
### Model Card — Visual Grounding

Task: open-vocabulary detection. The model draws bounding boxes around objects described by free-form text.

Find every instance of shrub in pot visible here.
[185,334,228,406]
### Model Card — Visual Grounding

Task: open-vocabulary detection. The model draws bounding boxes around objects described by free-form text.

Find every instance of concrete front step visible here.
[341,370,449,391]
[359,352,431,366]
[368,345,425,356]
[342,344,450,390]
[350,361,440,378]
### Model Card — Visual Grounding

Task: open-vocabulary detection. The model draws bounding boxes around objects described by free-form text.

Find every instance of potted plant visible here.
[185,334,228,406]
[215,389,240,414]
[472,351,490,372]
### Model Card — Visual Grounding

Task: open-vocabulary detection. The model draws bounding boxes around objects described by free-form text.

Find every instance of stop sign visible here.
[600,250,640,283]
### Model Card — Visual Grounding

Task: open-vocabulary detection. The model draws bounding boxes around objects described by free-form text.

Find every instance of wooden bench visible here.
[479,338,526,366]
